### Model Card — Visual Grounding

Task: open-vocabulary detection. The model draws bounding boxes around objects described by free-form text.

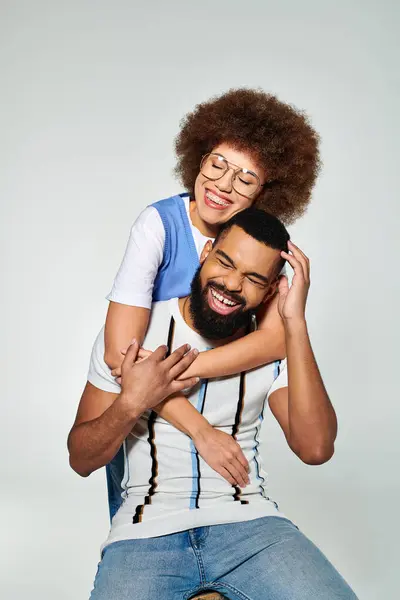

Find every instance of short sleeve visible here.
[106,206,165,309]
[267,359,288,399]
[87,327,121,394]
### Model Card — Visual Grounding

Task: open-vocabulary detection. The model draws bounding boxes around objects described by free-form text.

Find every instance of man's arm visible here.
[268,242,337,465]
[69,334,249,486]
[68,341,199,477]
[68,383,135,477]
[268,328,337,464]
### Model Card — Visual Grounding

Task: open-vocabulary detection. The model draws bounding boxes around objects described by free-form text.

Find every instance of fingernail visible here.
[192,348,199,356]
[186,344,191,351]
[131,338,137,344]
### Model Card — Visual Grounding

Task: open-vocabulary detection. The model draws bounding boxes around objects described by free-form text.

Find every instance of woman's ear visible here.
[200,239,213,264]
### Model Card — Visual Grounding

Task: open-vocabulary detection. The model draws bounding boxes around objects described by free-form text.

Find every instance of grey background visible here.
[1,1,399,598]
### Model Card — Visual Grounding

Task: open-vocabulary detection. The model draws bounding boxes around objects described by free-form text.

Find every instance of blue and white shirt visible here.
[106,194,212,308]
[88,298,288,548]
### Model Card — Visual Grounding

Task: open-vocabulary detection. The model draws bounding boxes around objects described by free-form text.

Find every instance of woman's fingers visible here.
[234,445,250,471]
[218,466,236,486]
[224,458,249,488]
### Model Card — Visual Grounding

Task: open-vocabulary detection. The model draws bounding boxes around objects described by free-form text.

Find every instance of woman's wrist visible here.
[188,416,213,443]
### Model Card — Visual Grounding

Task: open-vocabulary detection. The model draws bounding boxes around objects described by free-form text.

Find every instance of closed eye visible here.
[247,276,266,287]
[218,259,231,268]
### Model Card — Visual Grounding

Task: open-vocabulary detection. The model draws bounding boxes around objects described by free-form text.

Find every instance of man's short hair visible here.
[214,207,290,253]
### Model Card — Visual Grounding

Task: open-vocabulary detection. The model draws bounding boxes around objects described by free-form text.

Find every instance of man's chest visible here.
[185,368,273,430]
[142,304,278,429]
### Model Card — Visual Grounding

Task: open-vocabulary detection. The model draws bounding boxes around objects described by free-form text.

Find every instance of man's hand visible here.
[278,241,310,322]
[111,347,155,382]
[119,340,199,417]
[192,426,249,488]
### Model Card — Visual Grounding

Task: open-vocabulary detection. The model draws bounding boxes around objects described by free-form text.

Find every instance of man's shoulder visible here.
[144,299,179,348]
[87,326,121,394]
[150,298,177,316]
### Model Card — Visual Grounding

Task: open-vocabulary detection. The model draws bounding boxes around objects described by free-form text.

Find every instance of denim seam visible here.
[184,581,252,600]
[189,531,206,584]
[214,581,252,600]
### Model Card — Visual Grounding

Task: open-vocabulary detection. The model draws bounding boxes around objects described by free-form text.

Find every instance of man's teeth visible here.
[211,288,237,306]
[206,191,229,207]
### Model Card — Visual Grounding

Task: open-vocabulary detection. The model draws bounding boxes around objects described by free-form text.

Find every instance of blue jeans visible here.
[90,516,357,599]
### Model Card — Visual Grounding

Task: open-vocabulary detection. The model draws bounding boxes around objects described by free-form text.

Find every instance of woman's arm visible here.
[105,304,249,485]
[104,303,150,369]
[102,207,248,483]
[154,394,249,487]
[103,206,164,369]
[180,294,286,379]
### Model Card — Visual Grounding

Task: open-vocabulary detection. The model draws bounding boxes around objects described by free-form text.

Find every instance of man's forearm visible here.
[68,394,141,477]
[286,319,337,462]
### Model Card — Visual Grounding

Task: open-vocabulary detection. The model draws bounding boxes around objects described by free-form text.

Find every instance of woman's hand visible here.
[192,426,250,488]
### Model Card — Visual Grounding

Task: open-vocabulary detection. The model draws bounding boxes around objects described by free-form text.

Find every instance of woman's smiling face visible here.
[193,143,267,231]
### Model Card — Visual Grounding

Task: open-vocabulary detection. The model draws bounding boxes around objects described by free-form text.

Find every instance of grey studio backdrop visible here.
[1,1,399,599]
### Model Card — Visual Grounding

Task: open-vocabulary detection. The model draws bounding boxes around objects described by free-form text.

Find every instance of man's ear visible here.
[262,277,280,305]
[200,239,213,264]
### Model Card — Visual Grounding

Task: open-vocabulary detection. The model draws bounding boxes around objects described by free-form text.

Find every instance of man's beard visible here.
[189,267,254,340]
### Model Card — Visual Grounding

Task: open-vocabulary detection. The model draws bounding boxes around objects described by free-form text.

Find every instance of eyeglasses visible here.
[200,153,263,198]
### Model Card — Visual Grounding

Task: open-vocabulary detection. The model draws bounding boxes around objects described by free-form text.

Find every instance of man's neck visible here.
[178,296,246,346]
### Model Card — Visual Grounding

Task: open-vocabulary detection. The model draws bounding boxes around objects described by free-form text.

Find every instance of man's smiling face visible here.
[189,225,283,340]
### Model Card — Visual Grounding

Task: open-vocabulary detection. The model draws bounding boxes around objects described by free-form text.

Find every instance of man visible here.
[68,208,357,599]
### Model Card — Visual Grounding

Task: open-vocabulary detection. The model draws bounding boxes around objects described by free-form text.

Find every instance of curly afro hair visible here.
[174,88,321,224]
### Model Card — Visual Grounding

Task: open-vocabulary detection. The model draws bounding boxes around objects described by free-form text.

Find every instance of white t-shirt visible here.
[88,299,288,548]
[107,196,213,309]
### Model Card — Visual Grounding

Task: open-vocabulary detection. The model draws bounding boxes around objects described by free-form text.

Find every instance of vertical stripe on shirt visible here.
[231,318,253,504]
[189,379,209,509]
[252,359,282,501]
[132,317,175,524]
[232,371,248,504]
